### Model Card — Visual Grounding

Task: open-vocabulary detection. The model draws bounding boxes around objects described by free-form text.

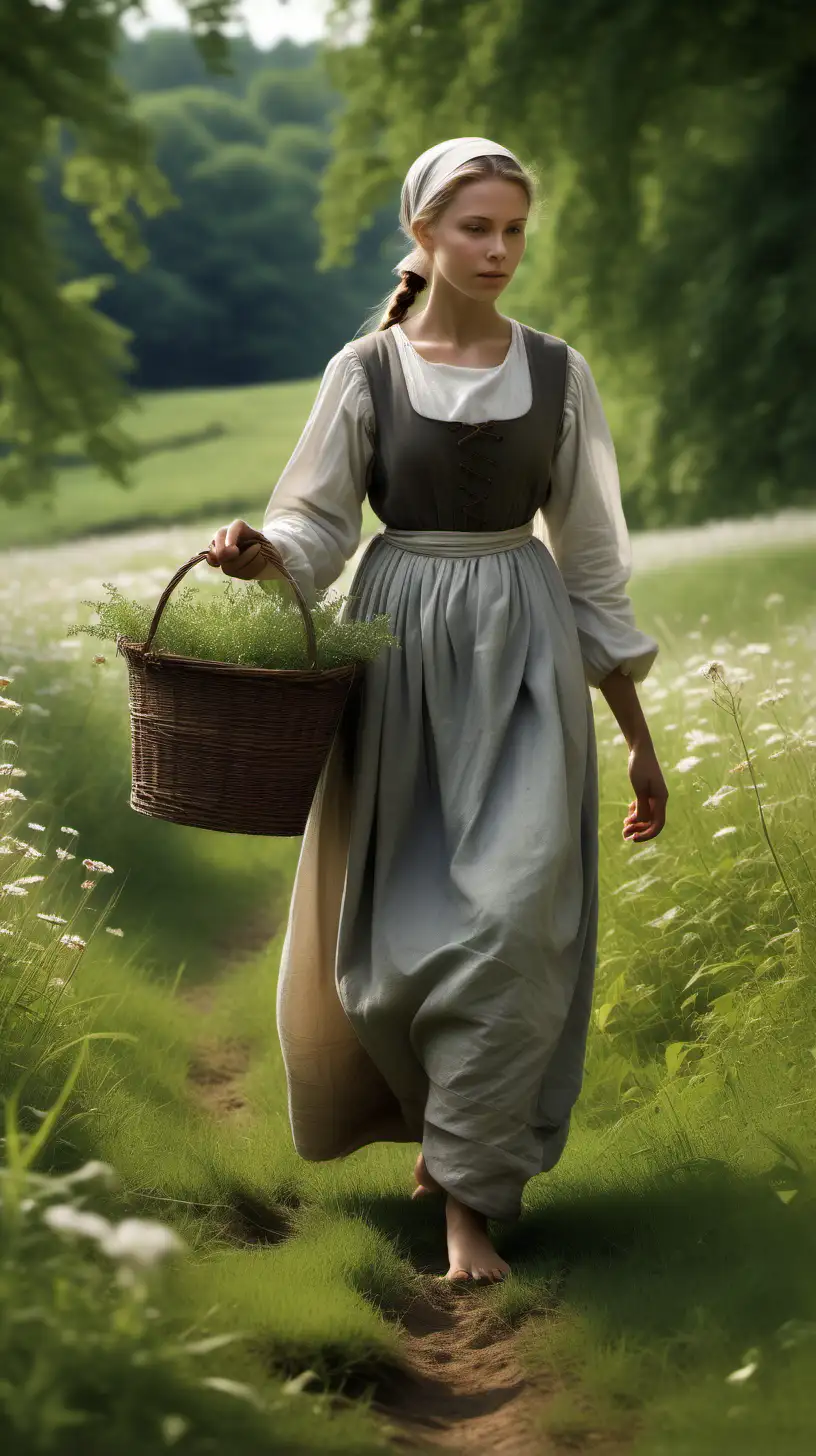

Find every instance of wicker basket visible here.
[115,538,363,837]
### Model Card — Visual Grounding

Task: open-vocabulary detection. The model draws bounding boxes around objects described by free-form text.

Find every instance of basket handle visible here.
[142,535,318,668]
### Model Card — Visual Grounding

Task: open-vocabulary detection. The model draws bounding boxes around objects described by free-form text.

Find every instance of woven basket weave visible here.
[115,538,362,837]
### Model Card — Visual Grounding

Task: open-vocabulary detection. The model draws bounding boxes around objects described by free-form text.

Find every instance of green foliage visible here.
[0,0,242,500]
[321,0,816,527]
[69,577,401,670]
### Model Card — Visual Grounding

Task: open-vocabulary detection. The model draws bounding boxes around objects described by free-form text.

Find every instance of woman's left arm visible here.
[541,347,667,840]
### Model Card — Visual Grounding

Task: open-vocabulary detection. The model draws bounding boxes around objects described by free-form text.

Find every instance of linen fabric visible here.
[260,319,659,687]
[261,320,658,1223]
[393,135,523,280]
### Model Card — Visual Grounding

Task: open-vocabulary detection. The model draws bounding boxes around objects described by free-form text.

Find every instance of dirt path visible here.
[181,937,625,1455]
[377,1286,542,1453]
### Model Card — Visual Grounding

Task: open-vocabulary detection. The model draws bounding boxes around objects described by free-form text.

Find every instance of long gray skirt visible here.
[275,521,599,1223]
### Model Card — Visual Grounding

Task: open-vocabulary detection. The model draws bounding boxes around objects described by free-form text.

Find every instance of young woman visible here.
[207,136,668,1286]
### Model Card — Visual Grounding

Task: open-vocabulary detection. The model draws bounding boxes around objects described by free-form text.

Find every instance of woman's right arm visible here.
[207,347,374,602]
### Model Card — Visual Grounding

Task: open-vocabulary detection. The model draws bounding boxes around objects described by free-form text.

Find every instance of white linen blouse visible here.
[259,317,659,688]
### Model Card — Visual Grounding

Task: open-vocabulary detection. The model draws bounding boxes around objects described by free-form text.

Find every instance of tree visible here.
[0,0,242,500]
[320,0,816,527]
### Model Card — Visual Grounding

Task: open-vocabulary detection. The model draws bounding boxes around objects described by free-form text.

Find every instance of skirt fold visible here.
[276,529,600,1220]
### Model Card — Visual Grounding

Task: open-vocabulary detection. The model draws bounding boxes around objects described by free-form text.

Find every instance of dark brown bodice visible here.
[347,322,568,532]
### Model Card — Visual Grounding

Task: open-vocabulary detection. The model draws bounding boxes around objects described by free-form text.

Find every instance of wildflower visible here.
[25,704,50,717]
[738,642,771,657]
[37,912,68,925]
[674,756,702,774]
[82,858,114,875]
[64,1160,117,1188]
[59,934,86,950]
[758,688,789,707]
[92,655,106,665]
[27,822,45,831]
[43,1204,112,1242]
[81,880,96,890]
[2,885,28,897]
[712,826,738,840]
[15,875,44,885]
[0,788,27,803]
[0,676,12,688]
[99,1218,186,1267]
[0,924,13,935]
[0,696,22,713]
[0,764,26,777]
[726,1360,759,1385]
[764,593,784,608]
[48,976,66,988]
[700,660,725,680]
[55,848,75,861]
[729,760,751,775]
[61,826,79,836]
[105,926,124,937]
[685,729,720,749]
[649,906,681,928]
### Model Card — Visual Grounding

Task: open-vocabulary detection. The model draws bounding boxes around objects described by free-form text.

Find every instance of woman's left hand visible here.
[623,742,668,842]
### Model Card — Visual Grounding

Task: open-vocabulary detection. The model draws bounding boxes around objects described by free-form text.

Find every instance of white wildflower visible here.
[105,926,124,937]
[43,1204,112,1243]
[0,677,12,688]
[61,826,79,836]
[0,924,13,935]
[0,764,26,777]
[48,977,66,988]
[26,822,45,831]
[37,912,68,925]
[674,756,702,774]
[0,788,27,803]
[100,1218,186,1267]
[2,885,28,897]
[712,826,738,840]
[648,906,681,928]
[700,660,726,680]
[738,642,771,657]
[0,696,23,713]
[59,934,86,950]
[24,703,50,717]
[685,729,720,749]
[64,1160,117,1188]
[55,848,75,861]
[726,1361,759,1385]
[82,858,114,875]
[763,593,784,608]
[757,688,789,707]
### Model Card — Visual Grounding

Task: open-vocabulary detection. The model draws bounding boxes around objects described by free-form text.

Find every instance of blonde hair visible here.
[375,153,537,332]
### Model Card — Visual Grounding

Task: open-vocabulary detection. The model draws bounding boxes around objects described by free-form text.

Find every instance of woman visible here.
[207,137,668,1286]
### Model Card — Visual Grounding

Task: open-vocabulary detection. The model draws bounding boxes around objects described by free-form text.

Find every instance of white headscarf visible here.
[393,136,523,281]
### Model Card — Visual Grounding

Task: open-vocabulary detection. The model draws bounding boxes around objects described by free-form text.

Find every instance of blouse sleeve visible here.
[257,345,374,606]
[541,346,659,689]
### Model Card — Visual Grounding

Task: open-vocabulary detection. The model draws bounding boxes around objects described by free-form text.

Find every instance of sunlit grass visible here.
[2,519,815,1450]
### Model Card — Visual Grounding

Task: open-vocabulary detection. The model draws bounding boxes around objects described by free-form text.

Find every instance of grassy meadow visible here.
[1,382,815,1453]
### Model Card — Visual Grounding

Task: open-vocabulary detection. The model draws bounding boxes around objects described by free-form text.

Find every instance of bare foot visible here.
[411,1150,443,1200]
[443,1194,511,1283]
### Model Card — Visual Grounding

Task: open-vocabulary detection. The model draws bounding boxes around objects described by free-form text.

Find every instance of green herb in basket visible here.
[68,578,401,671]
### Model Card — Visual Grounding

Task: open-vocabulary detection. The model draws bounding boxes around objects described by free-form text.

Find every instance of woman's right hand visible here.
[206,519,270,579]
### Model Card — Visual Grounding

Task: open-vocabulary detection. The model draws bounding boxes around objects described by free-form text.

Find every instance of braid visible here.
[378,270,428,331]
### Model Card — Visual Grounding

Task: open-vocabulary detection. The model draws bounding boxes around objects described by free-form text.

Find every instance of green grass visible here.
[2,500,815,1450]
[0,377,382,550]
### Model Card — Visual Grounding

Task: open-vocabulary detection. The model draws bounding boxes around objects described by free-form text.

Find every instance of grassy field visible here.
[0,377,384,551]
[1,385,815,1452]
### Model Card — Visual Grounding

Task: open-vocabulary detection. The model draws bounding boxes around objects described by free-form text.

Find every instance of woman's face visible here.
[416,177,529,300]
